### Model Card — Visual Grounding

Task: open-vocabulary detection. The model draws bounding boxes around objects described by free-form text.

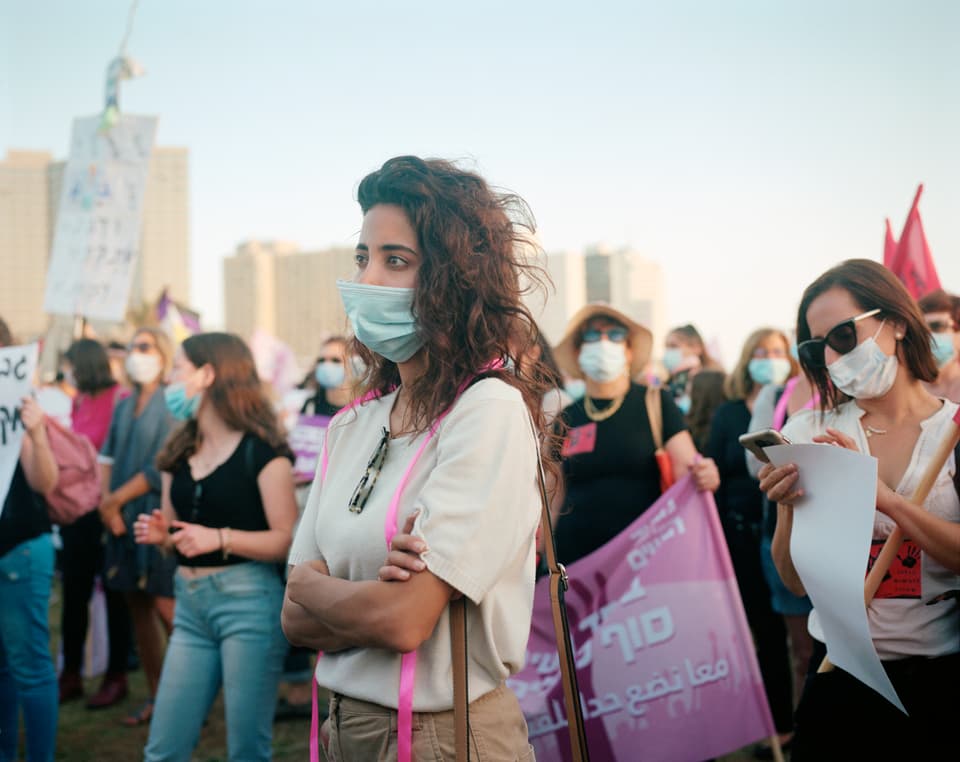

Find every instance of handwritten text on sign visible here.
[0,345,39,518]
[508,476,775,762]
[43,114,157,321]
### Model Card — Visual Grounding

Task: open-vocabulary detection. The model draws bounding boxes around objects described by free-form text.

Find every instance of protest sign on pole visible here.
[0,344,40,517]
[509,475,775,762]
[43,113,158,322]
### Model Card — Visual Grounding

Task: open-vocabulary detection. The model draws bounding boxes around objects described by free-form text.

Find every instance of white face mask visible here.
[827,322,897,400]
[578,340,628,382]
[125,352,162,385]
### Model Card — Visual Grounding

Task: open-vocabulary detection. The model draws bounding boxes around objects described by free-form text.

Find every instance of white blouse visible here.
[289,378,541,710]
[782,399,960,659]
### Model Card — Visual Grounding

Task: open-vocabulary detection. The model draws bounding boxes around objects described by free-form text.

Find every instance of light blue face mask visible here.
[748,358,792,386]
[164,382,201,421]
[930,332,956,368]
[564,378,586,401]
[336,280,423,363]
[315,361,345,389]
[663,348,684,374]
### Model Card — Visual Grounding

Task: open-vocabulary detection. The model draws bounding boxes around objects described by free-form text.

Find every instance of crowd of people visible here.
[1,156,958,761]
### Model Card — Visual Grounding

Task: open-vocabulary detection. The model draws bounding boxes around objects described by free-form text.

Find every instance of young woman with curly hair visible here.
[282,156,559,760]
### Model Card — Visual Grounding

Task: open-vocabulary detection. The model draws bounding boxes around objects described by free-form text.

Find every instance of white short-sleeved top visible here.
[288,378,541,710]
[781,399,960,660]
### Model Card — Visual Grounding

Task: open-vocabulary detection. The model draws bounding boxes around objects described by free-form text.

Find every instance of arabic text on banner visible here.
[509,475,775,762]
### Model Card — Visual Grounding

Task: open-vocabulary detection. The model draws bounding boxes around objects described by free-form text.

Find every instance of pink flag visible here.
[883,218,898,269]
[510,476,775,762]
[888,185,941,299]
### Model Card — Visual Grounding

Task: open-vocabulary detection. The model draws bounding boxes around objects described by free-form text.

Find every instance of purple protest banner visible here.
[509,474,776,762]
[289,414,330,484]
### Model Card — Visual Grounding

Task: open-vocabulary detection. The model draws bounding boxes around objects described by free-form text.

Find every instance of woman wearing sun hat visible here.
[552,303,720,564]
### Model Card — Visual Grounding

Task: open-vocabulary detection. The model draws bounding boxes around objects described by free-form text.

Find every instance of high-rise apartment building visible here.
[0,151,54,340]
[537,246,666,358]
[223,241,355,360]
[1,146,190,347]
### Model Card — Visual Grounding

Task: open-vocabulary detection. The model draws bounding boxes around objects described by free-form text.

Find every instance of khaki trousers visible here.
[322,682,535,762]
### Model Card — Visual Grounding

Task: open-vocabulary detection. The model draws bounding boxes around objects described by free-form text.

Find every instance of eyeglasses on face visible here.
[581,327,629,344]
[129,341,157,354]
[926,319,955,333]
[348,427,389,514]
[797,308,881,368]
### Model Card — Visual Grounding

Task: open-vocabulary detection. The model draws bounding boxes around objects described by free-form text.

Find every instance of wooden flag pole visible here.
[818,408,960,673]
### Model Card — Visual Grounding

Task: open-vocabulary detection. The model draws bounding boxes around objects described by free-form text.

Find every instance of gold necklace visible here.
[584,394,625,422]
[864,424,887,438]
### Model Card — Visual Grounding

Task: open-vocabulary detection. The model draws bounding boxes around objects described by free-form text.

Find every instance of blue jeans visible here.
[0,534,58,762]
[144,562,288,762]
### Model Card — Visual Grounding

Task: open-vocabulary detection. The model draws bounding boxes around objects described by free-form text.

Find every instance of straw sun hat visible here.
[553,303,653,381]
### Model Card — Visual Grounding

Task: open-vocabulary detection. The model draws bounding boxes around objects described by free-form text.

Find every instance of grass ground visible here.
[26,579,778,761]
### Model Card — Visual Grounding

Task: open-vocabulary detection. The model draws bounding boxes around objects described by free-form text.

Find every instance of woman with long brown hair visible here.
[134,332,298,761]
[759,259,959,760]
[282,156,558,760]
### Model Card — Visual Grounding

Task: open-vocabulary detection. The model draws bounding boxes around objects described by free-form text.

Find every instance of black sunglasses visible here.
[797,308,881,368]
[348,427,390,514]
[581,327,629,344]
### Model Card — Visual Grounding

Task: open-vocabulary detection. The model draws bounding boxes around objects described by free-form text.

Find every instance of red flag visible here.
[883,218,898,268]
[888,184,941,299]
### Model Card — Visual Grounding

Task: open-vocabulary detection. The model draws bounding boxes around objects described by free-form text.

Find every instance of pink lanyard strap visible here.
[309,381,474,762]
[771,376,819,431]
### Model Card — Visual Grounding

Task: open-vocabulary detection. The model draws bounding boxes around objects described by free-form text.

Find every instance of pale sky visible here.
[3,0,958,367]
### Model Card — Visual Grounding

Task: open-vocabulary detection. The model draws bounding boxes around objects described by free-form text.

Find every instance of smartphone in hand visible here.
[739,428,791,464]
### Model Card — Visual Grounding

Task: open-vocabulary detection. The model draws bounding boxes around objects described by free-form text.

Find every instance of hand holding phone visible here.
[739,428,791,464]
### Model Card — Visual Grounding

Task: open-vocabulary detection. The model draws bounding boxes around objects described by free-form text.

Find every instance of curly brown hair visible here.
[351,156,562,473]
[157,332,292,471]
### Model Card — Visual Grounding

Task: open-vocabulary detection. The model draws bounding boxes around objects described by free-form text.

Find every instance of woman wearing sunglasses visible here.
[549,304,720,565]
[281,156,560,760]
[96,327,177,724]
[759,259,960,761]
[301,336,353,417]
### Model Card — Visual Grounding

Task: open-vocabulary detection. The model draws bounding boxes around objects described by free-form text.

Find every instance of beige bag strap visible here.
[531,421,591,761]
[451,596,469,761]
[645,385,664,450]
[450,420,590,762]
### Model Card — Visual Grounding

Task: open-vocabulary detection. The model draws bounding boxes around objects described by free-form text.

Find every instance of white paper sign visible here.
[766,443,906,713]
[0,344,40,518]
[43,114,158,321]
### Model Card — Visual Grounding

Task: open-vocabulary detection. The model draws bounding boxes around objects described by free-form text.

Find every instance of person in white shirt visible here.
[282,156,560,761]
[759,259,960,761]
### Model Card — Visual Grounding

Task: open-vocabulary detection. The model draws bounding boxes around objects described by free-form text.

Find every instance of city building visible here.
[536,246,666,361]
[0,151,54,340]
[223,241,355,360]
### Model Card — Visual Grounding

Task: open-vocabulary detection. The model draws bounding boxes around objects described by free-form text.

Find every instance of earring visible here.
[895,333,903,340]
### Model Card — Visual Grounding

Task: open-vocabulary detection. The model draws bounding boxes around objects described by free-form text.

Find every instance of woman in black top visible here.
[300,335,353,417]
[705,326,797,755]
[0,325,60,762]
[135,332,298,762]
[552,304,720,564]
